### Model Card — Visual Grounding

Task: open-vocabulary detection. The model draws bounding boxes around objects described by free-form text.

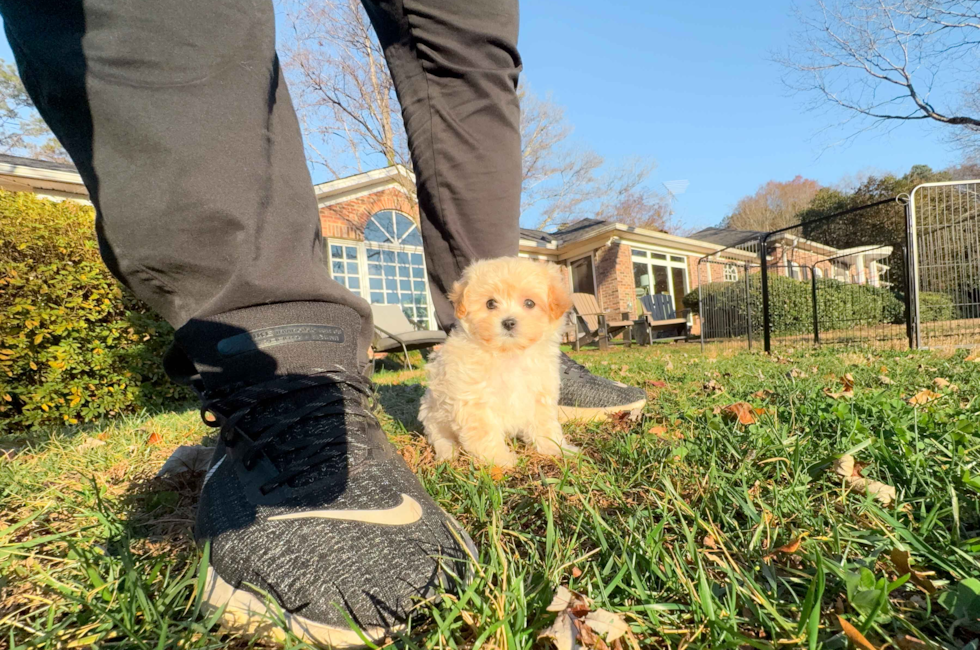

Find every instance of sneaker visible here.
[557,353,647,422]
[195,366,475,646]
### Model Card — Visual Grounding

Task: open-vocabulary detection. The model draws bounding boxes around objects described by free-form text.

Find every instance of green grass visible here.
[2,344,979,649]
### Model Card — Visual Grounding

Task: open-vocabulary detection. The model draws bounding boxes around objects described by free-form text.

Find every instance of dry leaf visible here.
[648,425,668,436]
[825,374,856,399]
[665,358,674,371]
[752,389,774,400]
[966,351,980,363]
[788,367,807,379]
[619,365,629,374]
[703,379,725,395]
[721,402,757,425]
[147,431,163,445]
[775,535,805,554]
[646,380,667,389]
[489,466,506,482]
[156,445,214,477]
[895,635,928,650]
[889,548,937,594]
[547,586,577,612]
[77,436,106,452]
[909,389,941,406]
[879,375,894,385]
[703,534,718,549]
[540,611,579,650]
[571,566,583,578]
[934,377,950,389]
[837,615,878,650]
[833,455,896,506]
[583,610,629,643]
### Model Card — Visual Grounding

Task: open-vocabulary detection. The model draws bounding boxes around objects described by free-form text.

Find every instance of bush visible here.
[919,291,957,323]
[0,190,187,432]
[684,274,906,337]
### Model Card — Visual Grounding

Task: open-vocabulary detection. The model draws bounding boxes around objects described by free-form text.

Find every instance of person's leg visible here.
[363,0,647,420]
[0,1,474,643]
[362,0,522,328]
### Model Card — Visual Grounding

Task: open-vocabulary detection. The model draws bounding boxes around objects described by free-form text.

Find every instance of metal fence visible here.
[695,180,980,353]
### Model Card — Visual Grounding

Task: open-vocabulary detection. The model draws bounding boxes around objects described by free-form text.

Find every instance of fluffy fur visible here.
[419,257,576,467]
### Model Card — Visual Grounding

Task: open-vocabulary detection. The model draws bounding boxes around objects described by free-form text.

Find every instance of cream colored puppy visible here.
[419,257,576,467]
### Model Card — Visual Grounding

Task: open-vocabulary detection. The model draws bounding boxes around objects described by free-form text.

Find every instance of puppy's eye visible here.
[524,299,535,309]
[486,299,497,310]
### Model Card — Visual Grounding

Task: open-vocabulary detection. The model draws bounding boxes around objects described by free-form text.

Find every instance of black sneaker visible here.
[557,353,647,422]
[195,366,476,646]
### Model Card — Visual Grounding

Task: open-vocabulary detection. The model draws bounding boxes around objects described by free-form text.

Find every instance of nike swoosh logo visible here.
[267,493,424,526]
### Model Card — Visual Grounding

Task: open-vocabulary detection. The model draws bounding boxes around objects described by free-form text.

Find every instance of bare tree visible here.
[723,176,822,232]
[780,0,980,150]
[595,158,674,232]
[281,0,407,177]
[0,64,69,163]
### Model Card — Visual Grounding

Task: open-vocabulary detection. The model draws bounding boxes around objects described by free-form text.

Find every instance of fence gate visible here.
[909,181,980,349]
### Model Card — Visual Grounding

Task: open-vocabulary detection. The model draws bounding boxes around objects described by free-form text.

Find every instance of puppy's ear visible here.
[449,279,468,319]
[546,265,572,321]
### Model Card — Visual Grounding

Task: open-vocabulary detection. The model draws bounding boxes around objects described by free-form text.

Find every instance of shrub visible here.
[0,190,187,432]
[918,291,957,323]
[684,274,906,337]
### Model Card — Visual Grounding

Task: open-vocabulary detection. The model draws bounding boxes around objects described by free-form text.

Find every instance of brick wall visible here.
[319,186,418,240]
[594,242,636,316]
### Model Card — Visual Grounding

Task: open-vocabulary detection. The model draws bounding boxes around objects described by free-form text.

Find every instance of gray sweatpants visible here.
[0,0,520,379]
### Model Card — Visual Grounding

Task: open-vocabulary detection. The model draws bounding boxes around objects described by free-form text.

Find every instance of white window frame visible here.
[723,264,739,283]
[326,221,437,331]
[629,245,690,317]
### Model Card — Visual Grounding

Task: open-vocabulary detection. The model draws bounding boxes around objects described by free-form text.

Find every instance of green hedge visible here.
[684,274,906,337]
[919,291,957,323]
[0,190,186,432]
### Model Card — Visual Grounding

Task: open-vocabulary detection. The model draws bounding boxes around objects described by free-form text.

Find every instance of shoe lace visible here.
[560,354,592,379]
[200,366,376,494]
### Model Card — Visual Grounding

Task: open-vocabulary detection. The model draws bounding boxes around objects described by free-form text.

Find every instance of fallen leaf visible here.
[702,379,725,395]
[665,357,674,371]
[889,548,937,594]
[619,365,629,374]
[646,380,667,388]
[547,586,577,612]
[833,455,896,506]
[775,535,806,554]
[156,445,214,477]
[583,610,629,643]
[489,466,506,482]
[721,402,757,425]
[825,374,856,399]
[966,351,980,363]
[571,566,583,578]
[934,377,950,389]
[540,611,579,650]
[879,375,894,385]
[788,367,807,379]
[77,436,106,452]
[147,431,163,445]
[648,425,668,436]
[837,615,878,650]
[909,389,941,406]
[752,389,774,400]
[703,534,718,549]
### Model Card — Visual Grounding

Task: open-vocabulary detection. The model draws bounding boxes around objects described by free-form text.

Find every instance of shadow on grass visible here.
[376,382,425,434]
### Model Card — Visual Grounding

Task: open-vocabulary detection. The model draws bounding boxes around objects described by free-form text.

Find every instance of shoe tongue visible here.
[174,303,364,392]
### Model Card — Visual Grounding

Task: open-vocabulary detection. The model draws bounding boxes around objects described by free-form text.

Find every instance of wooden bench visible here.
[570,292,635,351]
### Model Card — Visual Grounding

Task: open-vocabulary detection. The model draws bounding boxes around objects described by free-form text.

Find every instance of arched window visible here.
[363,211,430,327]
[723,264,738,283]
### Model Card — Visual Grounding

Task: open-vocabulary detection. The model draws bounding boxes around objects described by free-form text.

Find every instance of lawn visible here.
[2,344,979,650]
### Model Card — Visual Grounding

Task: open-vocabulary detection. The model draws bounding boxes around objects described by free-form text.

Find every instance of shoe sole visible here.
[202,565,396,647]
[557,398,647,423]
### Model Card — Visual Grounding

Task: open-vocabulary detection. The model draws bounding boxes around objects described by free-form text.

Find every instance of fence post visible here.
[810,266,820,345]
[698,261,705,354]
[760,237,771,353]
[744,262,753,351]
[901,196,918,349]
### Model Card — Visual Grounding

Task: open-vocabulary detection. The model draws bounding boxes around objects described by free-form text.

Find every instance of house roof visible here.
[688,227,766,248]
[313,165,414,207]
[0,153,78,173]
[0,153,88,201]
[520,218,621,246]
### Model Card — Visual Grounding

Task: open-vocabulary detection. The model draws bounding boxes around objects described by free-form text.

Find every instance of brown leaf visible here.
[721,402,757,425]
[933,377,950,389]
[703,534,718,549]
[583,610,629,644]
[78,436,106,452]
[489,466,506,482]
[775,535,805,554]
[664,357,674,371]
[909,389,941,406]
[966,351,980,363]
[832,455,896,506]
[147,431,163,446]
[571,566,583,578]
[879,375,894,385]
[619,365,629,374]
[752,389,774,400]
[646,380,667,388]
[837,615,878,650]
[648,425,668,436]
[825,374,856,399]
[788,367,807,379]
[889,549,937,594]
[702,380,725,395]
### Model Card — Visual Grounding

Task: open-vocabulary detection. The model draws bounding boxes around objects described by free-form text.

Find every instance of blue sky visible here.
[0,1,961,232]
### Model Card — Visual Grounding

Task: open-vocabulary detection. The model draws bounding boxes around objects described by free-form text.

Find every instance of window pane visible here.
[400,294,413,305]
[413,280,426,292]
[346,247,358,260]
[652,253,667,260]
[332,261,344,274]
[671,267,687,313]
[653,265,670,294]
[331,245,343,258]
[397,252,410,264]
[369,291,382,303]
[571,257,595,295]
[348,277,360,290]
[366,249,381,262]
[417,307,428,320]
[369,277,383,290]
[412,267,425,279]
[632,250,648,258]
[402,229,423,246]
[383,265,396,277]
[382,250,395,263]
[671,255,685,263]
[398,266,410,277]
[411,253,423,265]
[633,262,651,297]
[386,278,398,290]
[346,262,358,274]
[400,279,411,291]
[364,218,390,243]
[368,263,383,276]
[415,293,427,305]
[386,292,399,304]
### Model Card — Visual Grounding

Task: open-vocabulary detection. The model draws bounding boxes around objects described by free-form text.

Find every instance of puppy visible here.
[419,257,576,467]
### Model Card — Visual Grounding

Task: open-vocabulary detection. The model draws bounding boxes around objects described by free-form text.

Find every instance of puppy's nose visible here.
[501,317,517,331]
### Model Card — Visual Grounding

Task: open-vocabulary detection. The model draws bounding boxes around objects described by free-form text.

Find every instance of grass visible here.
[2,343,979,649]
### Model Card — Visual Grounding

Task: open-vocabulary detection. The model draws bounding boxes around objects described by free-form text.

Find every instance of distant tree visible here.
[594,158,674,232]
[780,0,980,153]
[723,176,821,232]
[0,63,69,163]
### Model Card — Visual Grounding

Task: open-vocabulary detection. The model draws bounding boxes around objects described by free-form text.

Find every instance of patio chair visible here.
[570,292,635,351]
[370,304,446,370]
[637,294,690,343]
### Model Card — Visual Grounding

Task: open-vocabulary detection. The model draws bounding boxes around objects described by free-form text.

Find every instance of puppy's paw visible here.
[479,449,517,468]
[431,438,458,463]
